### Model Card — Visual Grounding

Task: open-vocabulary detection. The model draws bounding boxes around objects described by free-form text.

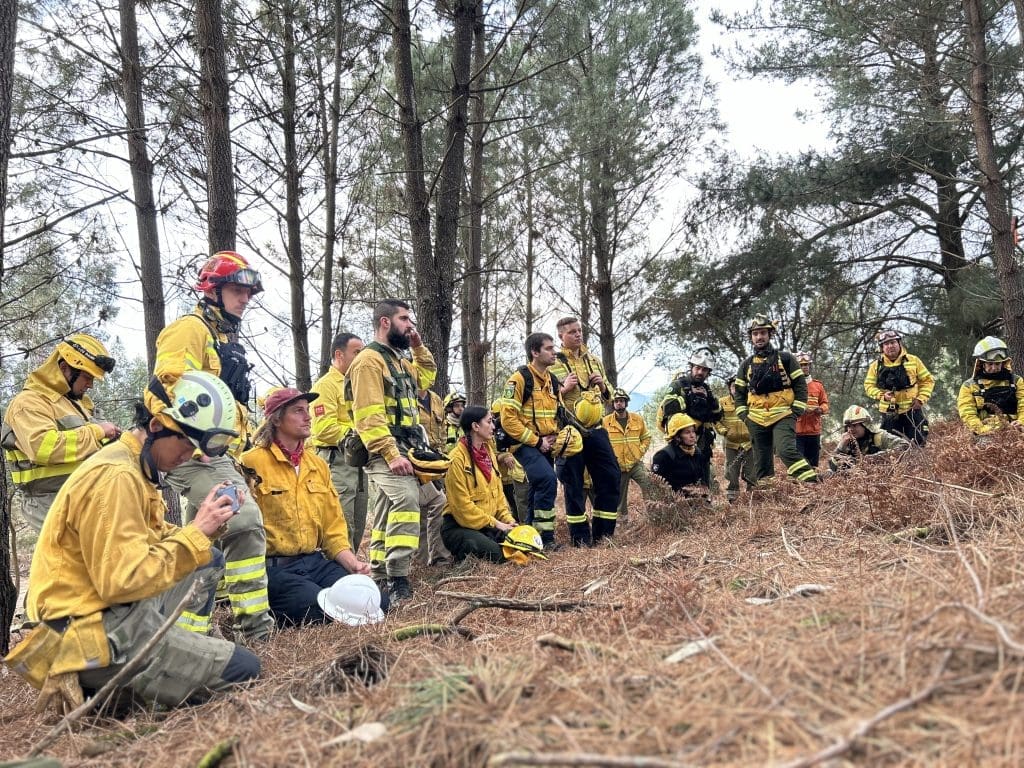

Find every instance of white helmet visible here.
[689,350,715,370]
[316,574,385,626]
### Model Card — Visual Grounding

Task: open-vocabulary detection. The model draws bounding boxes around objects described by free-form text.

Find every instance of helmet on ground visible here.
[689,351,715,370]
[973,336,1009,363]
[747,314,777,334]
[797,351,813,365]
[842,404,879,432]
[407,446,450,483]
[551,425,584,457]
[145,371,239,457]
[876,329,902,347]
[316,574,385,626]
[443,391,467,411]
[58,334,116,380]
[574,391,604,427]
[196,251,263,295]
[666,412,698,438]
[612,387,630,403]
[501,524,547,562]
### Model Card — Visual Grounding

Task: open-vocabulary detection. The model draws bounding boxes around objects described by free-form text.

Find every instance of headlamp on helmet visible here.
[747,314,777,334]
[612,387,630,403]
[58,334,116,379]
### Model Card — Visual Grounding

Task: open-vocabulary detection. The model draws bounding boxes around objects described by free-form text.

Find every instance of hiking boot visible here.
[388,576,413,605]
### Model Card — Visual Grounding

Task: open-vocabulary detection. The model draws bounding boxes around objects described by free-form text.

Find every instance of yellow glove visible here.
[34,672,84,718]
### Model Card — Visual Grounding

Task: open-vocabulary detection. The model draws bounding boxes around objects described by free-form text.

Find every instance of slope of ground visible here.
[3,422,1024,767]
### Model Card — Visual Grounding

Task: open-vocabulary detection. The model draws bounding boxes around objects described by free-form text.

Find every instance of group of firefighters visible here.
[2,250,1022,718]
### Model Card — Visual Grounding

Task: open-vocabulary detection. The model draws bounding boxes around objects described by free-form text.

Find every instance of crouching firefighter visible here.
[957,336,1024,436]
[4,371,260,715]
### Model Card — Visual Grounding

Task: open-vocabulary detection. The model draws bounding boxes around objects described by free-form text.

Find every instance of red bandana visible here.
[463,436,493,482]
[275,439,305,467]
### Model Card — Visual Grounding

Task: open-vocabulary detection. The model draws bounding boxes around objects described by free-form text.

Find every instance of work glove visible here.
[35,671,84,718]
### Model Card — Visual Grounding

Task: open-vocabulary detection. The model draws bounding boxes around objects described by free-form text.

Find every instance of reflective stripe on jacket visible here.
[864,351,934,414]
[715,395,751,450]
[241,443,351,559]
[550,345,610,408]
[443,439,514,530]
[957,371,1024,434]
[602,412,650,470]
[310,367,352,448]
[734,347,808,427]
[498,364,560,447]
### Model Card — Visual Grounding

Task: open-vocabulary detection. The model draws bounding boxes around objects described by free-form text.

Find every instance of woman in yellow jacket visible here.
[441,406,518,562]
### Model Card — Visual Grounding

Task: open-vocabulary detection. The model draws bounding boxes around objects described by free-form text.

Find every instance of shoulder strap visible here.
[188,313,220,351]
[367,341,411,428]
[516,365,534,405]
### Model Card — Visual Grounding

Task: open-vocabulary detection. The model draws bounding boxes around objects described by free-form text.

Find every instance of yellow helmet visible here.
[443,391,467,411]
[666,412,697,438]
[501,524,547,563]
[407,446,451,483]
[842,404,879,433]
[574,390,604,427]
[747,314,777,334]
[973,336,1009,362]
[551,426,584,457]
[57,334,115,380]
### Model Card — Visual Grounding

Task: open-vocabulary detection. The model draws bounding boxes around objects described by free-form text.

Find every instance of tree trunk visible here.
[588,145,617,387]
[464,2,487,405]
[196,0,236,252]
[120,0,165,369]
[963,0,1024,361]
[523,135,535,335]
[279,2,311,390]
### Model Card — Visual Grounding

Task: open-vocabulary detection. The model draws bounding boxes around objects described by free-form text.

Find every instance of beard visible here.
[388,327,411,350]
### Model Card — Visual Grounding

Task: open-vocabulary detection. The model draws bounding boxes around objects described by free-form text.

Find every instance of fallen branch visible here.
[196,736,239,768]
[903,474,997,498]
[433,574,489,589]
[780,649,953,768]
[780,526,807,565]
[745,584,831,606]
[628,542,691,567]
[391,623,476,641]
[28,582,198,758]
[536,632,621,658]
[436,591,622,626]
[488,751,694,767]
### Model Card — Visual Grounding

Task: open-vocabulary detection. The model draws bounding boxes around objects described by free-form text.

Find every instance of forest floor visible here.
[3,421,1024,767]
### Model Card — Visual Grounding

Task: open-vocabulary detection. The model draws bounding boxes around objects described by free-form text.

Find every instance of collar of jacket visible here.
[559,344,589,361]
[25,350,92,407]
[269,440,306,467]
[196,300,239,336]
[882,350,908,365]
[526,362,552,385]
[752,344,776,359]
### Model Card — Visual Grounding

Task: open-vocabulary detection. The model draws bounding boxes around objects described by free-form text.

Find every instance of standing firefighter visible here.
[153,251,273,644]
[346,299,447,605]
[2,334,119,531]
[957,336,1024,435]
[4,372,259,714]
[311,332,369,554]
[602,388,653,525]
[550,317,621,546]
[794,351,830,469]
[864,329,934,446]
[443,391,467,453]
[734,315,818,485]
[715,376,757,502]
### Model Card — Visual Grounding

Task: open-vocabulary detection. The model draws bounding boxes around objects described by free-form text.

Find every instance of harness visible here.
[355,342,426,449]
[748,351,789,395]
[190,311,253,406]
[875,356,912,392]
[974,373,1019,417]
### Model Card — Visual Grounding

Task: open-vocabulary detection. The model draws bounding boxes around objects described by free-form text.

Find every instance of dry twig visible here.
[536,632,621,658]
[488,751,694,767]
[436,591,622,626]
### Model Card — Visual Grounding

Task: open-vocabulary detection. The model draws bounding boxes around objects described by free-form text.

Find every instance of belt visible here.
[266,554,305,568]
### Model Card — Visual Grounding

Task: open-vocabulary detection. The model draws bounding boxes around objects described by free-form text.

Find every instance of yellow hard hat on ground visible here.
[501,524,547,565]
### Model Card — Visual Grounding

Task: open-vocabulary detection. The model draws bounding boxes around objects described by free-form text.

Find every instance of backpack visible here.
[498,365,576,447]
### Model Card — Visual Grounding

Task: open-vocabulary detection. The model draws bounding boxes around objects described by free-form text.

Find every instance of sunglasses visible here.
[64,339,116,373]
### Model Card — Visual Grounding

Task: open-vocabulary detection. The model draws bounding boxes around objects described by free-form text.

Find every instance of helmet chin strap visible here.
[200,295,241,332]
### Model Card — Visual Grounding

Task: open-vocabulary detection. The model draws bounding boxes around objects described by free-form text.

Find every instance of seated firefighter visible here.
[5,371,259,715]
[241,387,386,627]
[441,405,547,565]
[957,336,1024,436]
[651,413,711,496]
[828,405,911,472]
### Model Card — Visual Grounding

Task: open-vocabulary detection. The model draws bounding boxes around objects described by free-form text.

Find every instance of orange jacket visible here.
[795,378,830,436]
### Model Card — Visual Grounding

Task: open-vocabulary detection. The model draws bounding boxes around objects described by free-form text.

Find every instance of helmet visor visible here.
[220,267,263,290]
[979,348,1008,363]
[177,422,237,457]
[64,339,116,373]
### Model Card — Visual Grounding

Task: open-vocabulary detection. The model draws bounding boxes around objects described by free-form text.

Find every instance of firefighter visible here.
[310,332,369,554]
[715,376,757,502]
[242,387,386,627]
[828,405,911,472]
[655,352,722,486]
[651,413,711,495]
[443,391,467,453]
[863,329,934,446]
[794,351,830,469]
[2,334,119,531]
[498,332,563,548]
[734,315,818,484]
[346,299,447,605]
[957,336,1024,435]
[602,388,653,525]
[5,372,259,715]
[153,251,273,644]
[417,386,446,453]
[550,316,621,546]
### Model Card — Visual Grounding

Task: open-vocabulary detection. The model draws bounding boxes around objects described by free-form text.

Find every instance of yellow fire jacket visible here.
[443,439,514,530]
[956,360,1023,434]
[310,367,353,448]
[602,411,651,471]
[348,342,436,463]
[735,347,808,427]
[550,344,611,408]
[864,350,934,415]
[241,443,352,558]
[153,305,251,454]
[27,432,213,622]
[418,390,446,452]
[1,352,107,495]
[499,363,561,447]
[715,395,752,450]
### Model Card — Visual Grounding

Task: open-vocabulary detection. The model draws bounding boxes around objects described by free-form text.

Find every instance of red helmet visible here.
[196,251,263,295]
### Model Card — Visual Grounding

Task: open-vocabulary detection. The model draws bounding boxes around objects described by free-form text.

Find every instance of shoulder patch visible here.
[314,404,325,417]
[503,382,516,399]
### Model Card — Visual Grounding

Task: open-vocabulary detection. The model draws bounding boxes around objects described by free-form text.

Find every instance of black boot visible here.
[388,575,413,606]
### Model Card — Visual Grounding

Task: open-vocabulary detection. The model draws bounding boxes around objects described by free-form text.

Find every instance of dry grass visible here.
[4,422,1024,766]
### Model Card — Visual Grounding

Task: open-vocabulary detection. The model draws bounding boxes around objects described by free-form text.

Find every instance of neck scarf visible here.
[275,438,304,467]
[464,436,493,481]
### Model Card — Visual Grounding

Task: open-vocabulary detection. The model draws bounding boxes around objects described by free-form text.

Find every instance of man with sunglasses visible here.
[152,251,274,644]
[2,333,120,531]
[7,371,260,717]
